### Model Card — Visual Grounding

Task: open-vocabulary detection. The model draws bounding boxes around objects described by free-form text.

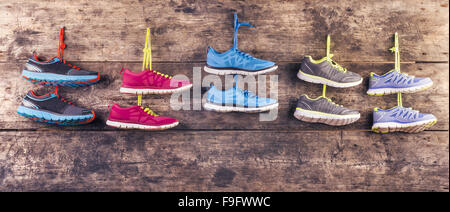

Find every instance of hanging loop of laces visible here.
[142,27,172,79]
[326,35,347,73]
[57,27,65,60]
[233,13,255,50]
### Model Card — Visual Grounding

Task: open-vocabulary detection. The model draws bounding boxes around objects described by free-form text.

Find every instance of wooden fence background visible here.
[0,0,448,191]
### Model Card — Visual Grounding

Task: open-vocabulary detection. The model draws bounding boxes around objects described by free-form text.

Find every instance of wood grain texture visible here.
[0,130,447,192]
[0,0,448,62]
[0,62,448,130]
[0,0,448,192]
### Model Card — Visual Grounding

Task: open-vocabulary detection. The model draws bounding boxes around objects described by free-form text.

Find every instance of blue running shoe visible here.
[372,106,437,133]
[204,13,277,75]
[203,77,278,113]
[367,69,433,95]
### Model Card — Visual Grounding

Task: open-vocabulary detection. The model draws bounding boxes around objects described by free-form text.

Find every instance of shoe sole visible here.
[17,106,95,125]
[203,102,278,113]
[106,120,179,130]
[119,84,193,95]
[297,70,362,88]
[293,108,360,126]
[203,65,278,76]
[372,119,437,133]
[22,70,100,87]
[367,81,433,95]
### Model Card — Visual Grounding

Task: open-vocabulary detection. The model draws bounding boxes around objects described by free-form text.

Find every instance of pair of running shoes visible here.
[17,28,100,125]
[203,13,279,113]
[293,53,435,133]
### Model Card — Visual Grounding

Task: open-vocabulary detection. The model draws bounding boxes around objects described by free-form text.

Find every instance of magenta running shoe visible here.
[119,68,192,94]
[106,104,179,130]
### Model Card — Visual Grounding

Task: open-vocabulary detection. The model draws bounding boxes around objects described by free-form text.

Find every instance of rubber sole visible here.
[372,119,437,133]
[297,70,362,88]
[203,102,278,113]
[367,82,433,95]
[203,65,278,76]
[17,106,95,125]
[106,120,179,130]
[22,70,100,87]
[293,108,360,126]
[119,84,193,95]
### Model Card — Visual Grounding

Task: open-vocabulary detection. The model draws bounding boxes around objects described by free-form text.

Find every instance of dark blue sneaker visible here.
[17,87,95,125]
[204,13,277,75]
[21,54,100,87]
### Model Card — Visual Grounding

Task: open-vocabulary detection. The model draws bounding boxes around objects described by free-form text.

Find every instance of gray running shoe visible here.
[293,94,360,126]
[16,87,95,125]
[298,56,362,88]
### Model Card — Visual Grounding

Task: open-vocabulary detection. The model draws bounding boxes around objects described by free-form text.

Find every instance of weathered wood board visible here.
[0,0,448,62]
[0,0,448,191]
[0,131,447,191]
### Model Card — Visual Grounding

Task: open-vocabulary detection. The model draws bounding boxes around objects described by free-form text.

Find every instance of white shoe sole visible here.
[297,70,362,88]
[120,84,192,95]
[204,65,278,76]
[106,120,179,130]
[367,81,433,95]
[372,119,437,133]
[203,102,278,113]
[293,108,360,126]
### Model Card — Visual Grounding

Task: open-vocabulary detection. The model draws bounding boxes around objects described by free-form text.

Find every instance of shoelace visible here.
[242,89,257,98]
[323,96,343,107]
[61,59,80,70]
[326,54,347,73]
[392,71,414,84]
[141,106,158,117]
[396,107,419,119]
[235,49,255,59]
[59,97,73,105]
[151,69,172,79]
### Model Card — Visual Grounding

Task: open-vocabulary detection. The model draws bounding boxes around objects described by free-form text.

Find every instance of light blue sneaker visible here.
[204,13,277,75]
[203,77,278,113]
[372,106,437,133]
[367,69,433,95]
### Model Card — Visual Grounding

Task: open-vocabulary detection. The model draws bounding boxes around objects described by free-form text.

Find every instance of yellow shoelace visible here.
[326,35,347,73]
[141,106,159,116]
[390,32,402,107]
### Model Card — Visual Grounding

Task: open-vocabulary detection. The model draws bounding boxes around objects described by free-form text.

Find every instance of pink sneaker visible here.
[106,104,179,130]
[119,68,192,94]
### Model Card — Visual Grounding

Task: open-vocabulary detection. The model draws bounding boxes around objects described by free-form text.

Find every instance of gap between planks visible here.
[0,60,448,64]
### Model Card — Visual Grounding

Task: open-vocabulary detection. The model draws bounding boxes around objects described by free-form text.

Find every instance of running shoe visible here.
[21,54,100,86]
[17,87,95,125]
[367,70,433,95]
[106,104,179,130]
[204,13,277,75]
[372,106,437,133]
[203,78,278,113]
[119,68,192,94]
[293,94,360,126]
[298,56,362,88]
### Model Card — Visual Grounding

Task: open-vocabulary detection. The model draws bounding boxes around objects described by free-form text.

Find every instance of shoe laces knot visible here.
[236,49,254,59]
[325,96,343,107]
[326,54,347,73]
[62,59,80,70]
[59,97,72,104]
[141,106,159,116]
[152,70,172,79]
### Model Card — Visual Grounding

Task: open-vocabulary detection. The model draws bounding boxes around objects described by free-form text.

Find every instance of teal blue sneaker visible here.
[204,13,277,75]
[203,76,278,113]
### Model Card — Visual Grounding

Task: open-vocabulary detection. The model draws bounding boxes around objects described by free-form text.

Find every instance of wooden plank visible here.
[0,130,447,191]
[0,62,447,130]
[0,0,448,62]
